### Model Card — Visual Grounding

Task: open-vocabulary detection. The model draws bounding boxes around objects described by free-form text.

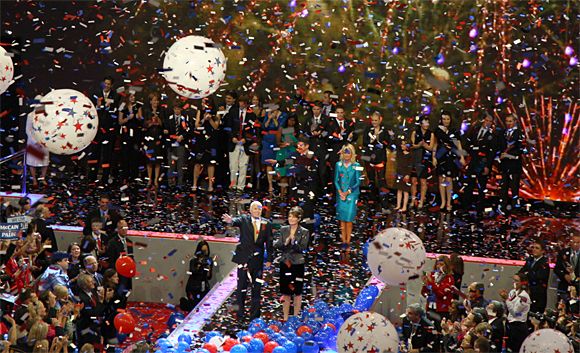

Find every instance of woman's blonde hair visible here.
[28,321,49,342]
[32,339,49,353]
[339,143,357,162]
[53,285,69,300]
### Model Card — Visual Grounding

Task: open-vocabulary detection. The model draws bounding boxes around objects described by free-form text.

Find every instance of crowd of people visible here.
[28,76,527,219]
[3,76,575,353]
[0,195,133,353]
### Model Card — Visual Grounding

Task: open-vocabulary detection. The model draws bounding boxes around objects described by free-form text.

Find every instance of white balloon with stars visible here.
[31,89,98,155]
[162,35,227,99]
[0,46,14,94]
[367,227,426,286]
[519,328,574,353]
[337,311,399,353]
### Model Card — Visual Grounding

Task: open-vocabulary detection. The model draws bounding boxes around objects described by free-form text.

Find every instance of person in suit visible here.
[89,76,120,184]
[462,112,498,213]
[105,219,133,297]
[301,101,328,196]
[401,303,438,353]
[274,206,310,321]
[76,273,113,347]
[326,105,357,187]
[485,300,506,353]
[82,255,104,286]
[225,95,259,191]
[164,101,191,189]
[288,137,319,234]
[334,144,361,249]
[554,234,580,303]
[82,194,121,238]
[321,90,335,117]
[518,240,550,313]
[498,114,524,213]
[222,201,273,321]
[80,218,108,263]
[361,111,390,208]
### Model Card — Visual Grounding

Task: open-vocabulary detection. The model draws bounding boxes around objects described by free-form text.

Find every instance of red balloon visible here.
[113,313,136,334]
[296,325,312,337]
[323,323,336,333]
[268,324,280,332]
[115,256,136,278]
[241,335,252,343]
[264,341,279,353]
[202,343,217,353]
[222,338,239,351]
[253,331,269,344]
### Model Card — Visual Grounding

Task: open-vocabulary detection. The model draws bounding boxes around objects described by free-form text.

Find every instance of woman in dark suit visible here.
[275,206,310,321]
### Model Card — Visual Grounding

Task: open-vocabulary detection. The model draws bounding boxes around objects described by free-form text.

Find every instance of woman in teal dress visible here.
[334,143,361,247]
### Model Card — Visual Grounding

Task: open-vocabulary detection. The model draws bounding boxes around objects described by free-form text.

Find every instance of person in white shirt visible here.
[499,272,531,352]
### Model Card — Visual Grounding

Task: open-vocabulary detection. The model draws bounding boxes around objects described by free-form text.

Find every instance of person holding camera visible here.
[181,240,213,311]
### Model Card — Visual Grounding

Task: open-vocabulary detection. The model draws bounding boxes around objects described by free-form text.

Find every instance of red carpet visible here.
[121,302,183,347]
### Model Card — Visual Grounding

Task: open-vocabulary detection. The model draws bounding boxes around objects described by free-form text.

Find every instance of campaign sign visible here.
[0,222,24,240]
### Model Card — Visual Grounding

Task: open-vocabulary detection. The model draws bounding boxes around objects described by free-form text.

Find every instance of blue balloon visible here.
[177,334,192,345]
[301,331,312,340]
[195,350,210,353]
[237,330,251,339]
[338,303,354,314]
[248,325,261,334]
[284,332,297,341]
[283,341,297,353]
[249,338,265,353]
[312,300,328,312]
[204,331,222,342]
[176,341,189,353]
[293,336,304,349]
[314,331,329,348]
[272,347,287,353]
[167,312,185,328]
[264,327,275,336]
[301,340,319,353]
[156,338,171,349]
[230,345,249,353]
[250,318,266,329]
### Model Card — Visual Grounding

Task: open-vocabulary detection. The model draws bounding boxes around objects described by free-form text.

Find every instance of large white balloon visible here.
[336,311,399,353]
[162,35,227,99]
[0,46,14,94]
[367,227,426,286]
[520,328,574,353]
[31,89,98,155]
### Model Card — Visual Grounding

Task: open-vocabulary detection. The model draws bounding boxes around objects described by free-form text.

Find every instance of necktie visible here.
[239,110,245,136]
[175,116,180,131]
[96,235,102,252]
[253,219,259,241]
[339,120,344,129]
[478,128,486,140]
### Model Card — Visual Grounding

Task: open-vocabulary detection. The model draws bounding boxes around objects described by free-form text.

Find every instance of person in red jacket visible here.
[422,255,456,320]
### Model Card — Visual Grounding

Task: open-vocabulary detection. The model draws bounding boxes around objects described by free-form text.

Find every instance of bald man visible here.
[223,201,273,321]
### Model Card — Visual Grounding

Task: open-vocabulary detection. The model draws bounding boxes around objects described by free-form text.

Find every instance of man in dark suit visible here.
[462,112,498,213]
[76,272,112,347]
[321,90,335,117]
[222,201,273,321]
[105,219,133,296]
[486,300,506,353]
[325,105,357,190]
[89,76,120,183]
[83,194,121,237]
[164,101,191,189]
[361,111,390,208]
[498,114,524,213]
[518,240,550,313]
[554,234,580,303]
[300,101,328,196]
[224,95,258,191]
[401,303,438,353]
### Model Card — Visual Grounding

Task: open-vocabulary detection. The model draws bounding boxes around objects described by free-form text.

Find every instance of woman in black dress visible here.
[433,111,466,211]
[410,116,435,209]
[274,206,310,321]
[142,92,167,189]
[192,97,220,192]
[118,92,144,183]
[183,240,213,311]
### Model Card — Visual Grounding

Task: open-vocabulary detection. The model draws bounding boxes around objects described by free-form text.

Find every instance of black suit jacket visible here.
[361,125,390,164]
[489,317,506,352]
[93,90,120,132]
[464,124,498,172]
[300,114,329,153]
[83,207,121,236]
[34,217,58,251]
[231,214,273,265]
[104,233,133,271]
[76,289,105,342]
[499,127,524,172]
[554,247,580,293]
[401,317,438,353]
[224,107,259,154]
[163,113,192,147]
[274,225,310,265]
[518,256,550,312]
[325,118,357,163]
